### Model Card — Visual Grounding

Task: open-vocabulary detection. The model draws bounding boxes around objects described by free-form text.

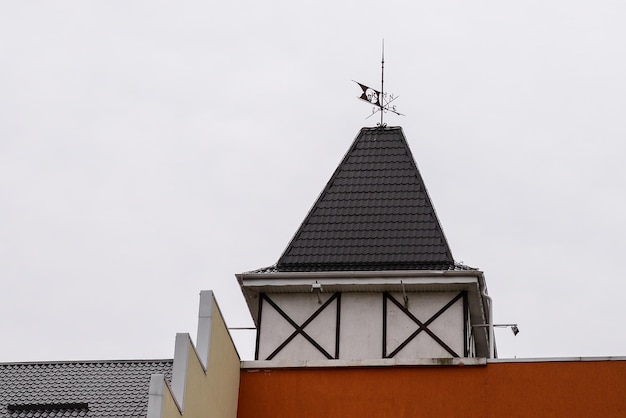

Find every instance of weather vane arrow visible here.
[354,40,404,126]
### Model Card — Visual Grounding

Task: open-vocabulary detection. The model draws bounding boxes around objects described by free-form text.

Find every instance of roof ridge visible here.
[0,358,173,366]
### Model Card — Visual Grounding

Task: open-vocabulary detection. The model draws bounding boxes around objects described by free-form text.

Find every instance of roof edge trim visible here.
[242,357,487,369]
[237,269,484,282]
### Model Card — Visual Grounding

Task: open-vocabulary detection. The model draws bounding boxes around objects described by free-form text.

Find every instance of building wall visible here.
[197,302,240,418]
[172,305,240,418]
[237,359,626,418]
[257,291,467,361]
[148,291,240,418]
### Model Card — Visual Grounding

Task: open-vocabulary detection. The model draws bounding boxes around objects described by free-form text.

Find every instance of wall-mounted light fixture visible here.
[474,323,520,336]
[495,324,520,336]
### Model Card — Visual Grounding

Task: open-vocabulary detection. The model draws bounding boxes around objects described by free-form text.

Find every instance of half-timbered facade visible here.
[238,126,493,361]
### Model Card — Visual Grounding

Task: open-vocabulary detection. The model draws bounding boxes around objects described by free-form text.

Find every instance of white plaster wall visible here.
[258,291,468,362]
[257,292,337,361]
[386,292,464,358]
[339,293,383,360]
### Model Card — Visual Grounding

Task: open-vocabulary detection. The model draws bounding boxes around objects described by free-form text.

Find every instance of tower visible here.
[237,126,492,361]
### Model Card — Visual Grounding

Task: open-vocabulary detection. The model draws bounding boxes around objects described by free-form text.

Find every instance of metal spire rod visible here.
[353,40,403,122]
[380,39,385,126]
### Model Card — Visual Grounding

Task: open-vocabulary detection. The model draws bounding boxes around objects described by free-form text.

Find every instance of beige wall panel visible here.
[161,385,182,418]
[159,296,240,418]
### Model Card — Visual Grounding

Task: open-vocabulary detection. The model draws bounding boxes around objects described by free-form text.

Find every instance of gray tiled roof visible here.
[0,360,173,418]
[276,126,455,272]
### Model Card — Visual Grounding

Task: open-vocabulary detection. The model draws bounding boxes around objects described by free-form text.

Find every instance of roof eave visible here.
[236,269,490,356]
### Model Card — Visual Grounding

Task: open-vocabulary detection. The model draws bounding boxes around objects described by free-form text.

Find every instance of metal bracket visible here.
[311,281,323,304]
[401,280,409,308]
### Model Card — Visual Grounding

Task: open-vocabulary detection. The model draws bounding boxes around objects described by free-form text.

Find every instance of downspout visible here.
[481,287,495,359]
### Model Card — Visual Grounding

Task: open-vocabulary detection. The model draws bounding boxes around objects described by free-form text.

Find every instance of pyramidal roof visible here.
[275,126,455,272]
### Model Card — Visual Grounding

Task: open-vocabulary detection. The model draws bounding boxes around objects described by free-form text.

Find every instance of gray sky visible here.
[1,1,625,362]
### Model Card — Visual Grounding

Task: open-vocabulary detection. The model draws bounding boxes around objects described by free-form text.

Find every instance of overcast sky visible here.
[2,1,625,362]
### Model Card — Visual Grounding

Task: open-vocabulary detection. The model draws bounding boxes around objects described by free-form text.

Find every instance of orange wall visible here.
[238,360,626,418]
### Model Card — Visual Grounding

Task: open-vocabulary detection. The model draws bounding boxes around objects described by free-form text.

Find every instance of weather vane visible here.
[354,40,404,126]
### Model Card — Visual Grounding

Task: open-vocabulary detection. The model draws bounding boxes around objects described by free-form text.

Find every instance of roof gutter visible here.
[237,269,484,282]
[481,287,495,359]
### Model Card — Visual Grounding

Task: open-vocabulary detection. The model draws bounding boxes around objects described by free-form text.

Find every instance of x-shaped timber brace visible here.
[256,293,341,360]
[382,291,469,358]
[255,291,469,361]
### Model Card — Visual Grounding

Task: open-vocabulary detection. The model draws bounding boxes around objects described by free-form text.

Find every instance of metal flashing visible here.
[147,374,166,418]
[239,268,483,281]
[196,290,214,370]
[170,333,191,413]
[241,357,487,369]
[488,356,626,363]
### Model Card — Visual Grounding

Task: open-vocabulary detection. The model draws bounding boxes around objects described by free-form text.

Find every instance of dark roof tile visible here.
[276,126,454,272]
[0,360,173,418]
